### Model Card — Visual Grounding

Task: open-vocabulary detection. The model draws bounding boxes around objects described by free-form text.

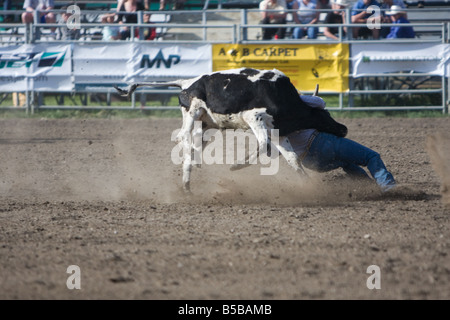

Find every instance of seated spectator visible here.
[323,0,349,40]
[259,0,288,40]
[102,13,120,41]
[351,0,381,39]
[1,0,14,23]
[316,0,331,10]
[116,0,145,40]
[159,0,186,10]
[286,0,295,9]
[381,0,406,11]
[57,4,81,40]
[385,5,415,39]
[22,0,56,25]
[380,0,406,38]
[117,0,149,11]
[134,13,156,40]
[292,0,320,39]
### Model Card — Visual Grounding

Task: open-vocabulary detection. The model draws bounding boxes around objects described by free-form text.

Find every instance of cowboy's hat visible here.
[386,5,406,15]
[331,0,350,7]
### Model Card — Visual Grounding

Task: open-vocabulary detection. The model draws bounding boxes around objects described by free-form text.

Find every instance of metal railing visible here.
[2,8,448,44]
[0,7,448,113]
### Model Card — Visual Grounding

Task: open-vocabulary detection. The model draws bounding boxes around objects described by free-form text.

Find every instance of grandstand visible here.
[0,0,448,112]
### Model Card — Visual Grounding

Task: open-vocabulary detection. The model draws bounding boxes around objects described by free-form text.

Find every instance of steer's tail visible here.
[113,80,185,99]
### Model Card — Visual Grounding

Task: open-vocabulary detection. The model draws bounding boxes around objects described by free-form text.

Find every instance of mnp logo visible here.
[140,49,181,69]
[0,51,66,69]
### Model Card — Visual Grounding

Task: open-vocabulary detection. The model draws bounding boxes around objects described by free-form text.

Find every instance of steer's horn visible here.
[113,84,138,100]
[313,84,319,96]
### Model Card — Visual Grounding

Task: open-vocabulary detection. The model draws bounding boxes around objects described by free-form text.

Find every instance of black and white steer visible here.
[114,68,347,192]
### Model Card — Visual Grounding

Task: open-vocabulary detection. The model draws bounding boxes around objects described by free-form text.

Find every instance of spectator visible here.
[286,0,295,9]
[323,0,349,40]
[316,0,331,10]
[117,0,149,11]
[22,0,56,26]
[57,4,81,40]
[136,13,156,40]
[102,13,120,41]
[385,5,415,39]
[159,0,186,10]
[380,0,406,37]
[116,0,145,40]
[351,0,381,39]
[292,0,320,39]
[2,0,13,23]
[381,0,406,11]
[259,0,288,40]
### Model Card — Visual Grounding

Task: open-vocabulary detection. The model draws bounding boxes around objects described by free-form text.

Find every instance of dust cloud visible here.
[427,132,450,207]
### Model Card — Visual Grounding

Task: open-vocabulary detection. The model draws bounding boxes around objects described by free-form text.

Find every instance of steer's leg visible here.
[241,109,272,164]
[176,107,189,143]
[192,121,204,168]
[273,136,308,177]
[180,98,206,193]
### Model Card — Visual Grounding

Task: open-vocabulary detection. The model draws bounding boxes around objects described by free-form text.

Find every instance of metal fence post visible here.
[202,10,207,41]
[443,75,448,114]
[345,8,354,109]
[138,11,144,41]
[33,10,40,41]
[25,90,30,115]
[241,9,248,41]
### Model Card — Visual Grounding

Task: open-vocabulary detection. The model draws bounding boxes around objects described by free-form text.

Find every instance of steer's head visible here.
[310,84,348,137]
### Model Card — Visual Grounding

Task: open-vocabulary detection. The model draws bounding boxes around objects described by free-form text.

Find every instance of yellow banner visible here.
[212,44,349,93]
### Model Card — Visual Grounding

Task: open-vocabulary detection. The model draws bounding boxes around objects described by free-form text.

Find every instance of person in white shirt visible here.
[259,0,288,40]
[21,0,56,25]
[292,0,320,39]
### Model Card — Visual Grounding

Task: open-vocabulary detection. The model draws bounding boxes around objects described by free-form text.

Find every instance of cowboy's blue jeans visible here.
[302,132,396,189]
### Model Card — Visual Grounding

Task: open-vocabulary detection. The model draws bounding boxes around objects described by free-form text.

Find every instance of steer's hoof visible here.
[182,185,192,195]
[229,164,240,171]
[230,163,250,171]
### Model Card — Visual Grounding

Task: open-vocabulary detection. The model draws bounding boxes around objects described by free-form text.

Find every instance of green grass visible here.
[329,110,448,118]
[0,108,182,119]
[0,92,448,119]
[1,107,447,120]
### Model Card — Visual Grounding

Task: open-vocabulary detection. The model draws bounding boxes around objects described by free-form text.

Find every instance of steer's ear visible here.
[313,84,319,96]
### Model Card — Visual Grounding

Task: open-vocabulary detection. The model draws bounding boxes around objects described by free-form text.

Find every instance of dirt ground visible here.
[0,116,449,300]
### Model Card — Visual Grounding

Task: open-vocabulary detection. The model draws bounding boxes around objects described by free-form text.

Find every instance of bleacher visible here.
[1,0,449,43]
[0,1,449,112]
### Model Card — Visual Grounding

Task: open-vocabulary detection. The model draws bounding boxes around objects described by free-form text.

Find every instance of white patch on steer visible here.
[177,68,287,91]
[247,71,264,83]
[215,68,286,81]
[203,109,252,130]
[275,137,306,174]
[242,108,274,130]
[247,69,285,83]
[201,107,275,132]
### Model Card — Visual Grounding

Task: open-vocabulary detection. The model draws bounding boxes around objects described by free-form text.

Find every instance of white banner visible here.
[73,42,212,85]
[351,43,450,77]
[73,42,130,84]
[0,44,72,92]
[126,43,212,82]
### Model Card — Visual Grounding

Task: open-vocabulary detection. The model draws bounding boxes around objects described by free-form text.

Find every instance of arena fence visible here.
[0,7,448,114]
